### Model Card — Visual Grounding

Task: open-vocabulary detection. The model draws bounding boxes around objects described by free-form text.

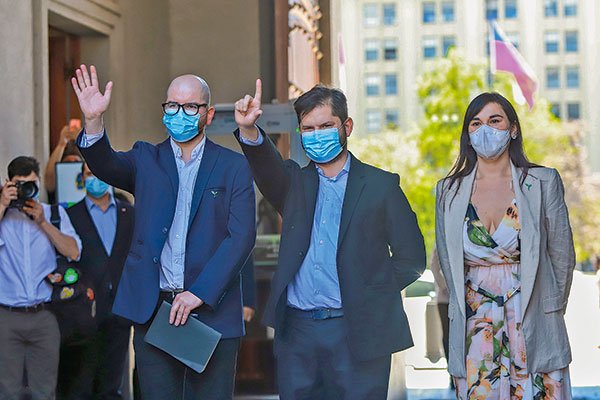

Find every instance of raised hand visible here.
[71,65,113,133]
[235,79,263,133]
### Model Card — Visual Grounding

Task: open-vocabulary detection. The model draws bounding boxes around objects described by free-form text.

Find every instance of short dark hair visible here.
[8,156,40,180]
[293,85,348,125]
[62,142,82,161]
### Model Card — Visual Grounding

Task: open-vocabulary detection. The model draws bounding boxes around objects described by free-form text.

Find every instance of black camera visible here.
[9,181,39,210]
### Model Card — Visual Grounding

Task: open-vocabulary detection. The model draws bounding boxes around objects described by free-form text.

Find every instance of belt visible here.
[286,307,344,320]
[0,302,49,313]
[158,289,184,303]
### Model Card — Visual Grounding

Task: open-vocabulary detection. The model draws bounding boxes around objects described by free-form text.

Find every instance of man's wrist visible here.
[85,116,104,135]
[239,125,259,141]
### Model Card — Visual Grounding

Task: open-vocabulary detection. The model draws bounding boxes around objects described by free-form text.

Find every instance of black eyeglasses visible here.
[162,102,208,116]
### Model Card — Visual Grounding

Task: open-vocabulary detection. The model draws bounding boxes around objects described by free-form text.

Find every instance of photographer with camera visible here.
[0,156,81,400]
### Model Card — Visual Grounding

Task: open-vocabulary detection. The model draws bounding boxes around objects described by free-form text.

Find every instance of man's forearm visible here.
[44,141,66,192]
[39,221,79,260]
[0,204,7,221]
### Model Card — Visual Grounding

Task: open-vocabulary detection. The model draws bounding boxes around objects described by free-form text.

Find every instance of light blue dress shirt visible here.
[159,138,205,289]
[80,130,206,290]
[0,204,82,307]
[85,193,117,256]
[239,131,349,310]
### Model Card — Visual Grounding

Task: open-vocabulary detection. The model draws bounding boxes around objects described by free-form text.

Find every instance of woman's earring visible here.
[511,133,518,139]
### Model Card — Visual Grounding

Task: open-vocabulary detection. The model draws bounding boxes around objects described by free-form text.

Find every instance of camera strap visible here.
[50,204,61,230]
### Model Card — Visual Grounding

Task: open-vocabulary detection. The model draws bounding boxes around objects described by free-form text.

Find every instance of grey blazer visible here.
[435,163,575,377]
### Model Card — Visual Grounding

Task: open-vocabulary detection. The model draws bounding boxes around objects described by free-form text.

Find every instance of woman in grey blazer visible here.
[435,92,575,399]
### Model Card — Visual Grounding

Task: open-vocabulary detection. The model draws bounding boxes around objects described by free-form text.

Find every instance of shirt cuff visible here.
[78,128,105,148]
[238,127,264,146]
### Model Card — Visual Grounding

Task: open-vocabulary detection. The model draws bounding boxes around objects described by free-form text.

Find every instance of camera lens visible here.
[17,181,39,200]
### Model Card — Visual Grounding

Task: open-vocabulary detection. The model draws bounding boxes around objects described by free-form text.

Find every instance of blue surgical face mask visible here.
[469,124,511,160]
[85,176,110,198]
[301,127,345,164]
[162,109,202,143]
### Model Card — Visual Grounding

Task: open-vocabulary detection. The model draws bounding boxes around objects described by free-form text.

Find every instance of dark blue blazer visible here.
[235,128,426,360]
[78,132,256,338]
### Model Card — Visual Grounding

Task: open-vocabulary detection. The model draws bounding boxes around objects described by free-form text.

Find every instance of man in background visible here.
[0,156,81,399]
[59,162,134,399]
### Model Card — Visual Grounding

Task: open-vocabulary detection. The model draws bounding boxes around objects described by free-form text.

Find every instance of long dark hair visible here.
[443,92,539,201]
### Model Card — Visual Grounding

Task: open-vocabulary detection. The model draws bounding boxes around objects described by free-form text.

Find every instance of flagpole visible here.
[487,20,493,90]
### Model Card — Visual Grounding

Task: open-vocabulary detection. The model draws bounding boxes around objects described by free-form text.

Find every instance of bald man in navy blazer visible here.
[72,65,255,400]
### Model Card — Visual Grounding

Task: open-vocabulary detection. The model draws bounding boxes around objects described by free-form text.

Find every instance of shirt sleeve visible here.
[78,128,105,148]
[238,127,264,146]
[56,205,83,262]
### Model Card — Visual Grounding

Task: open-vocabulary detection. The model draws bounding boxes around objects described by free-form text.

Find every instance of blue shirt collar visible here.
[169,135,206,163]
[85,192,116,212]
[315,152,351,181]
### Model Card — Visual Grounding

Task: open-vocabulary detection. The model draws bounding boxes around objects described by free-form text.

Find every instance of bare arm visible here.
[44,125,80,192]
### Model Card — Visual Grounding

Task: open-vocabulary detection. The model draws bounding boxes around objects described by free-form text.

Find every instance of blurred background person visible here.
[58,162,134,399]
[44,120,83,203]
[0,156,81,400]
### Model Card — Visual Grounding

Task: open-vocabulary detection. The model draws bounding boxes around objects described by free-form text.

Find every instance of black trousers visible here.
[58,315,131,400]
[132,301,240,400]
[275,308,391,400]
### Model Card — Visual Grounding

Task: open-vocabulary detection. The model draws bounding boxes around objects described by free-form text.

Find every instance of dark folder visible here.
[144,301,222,373]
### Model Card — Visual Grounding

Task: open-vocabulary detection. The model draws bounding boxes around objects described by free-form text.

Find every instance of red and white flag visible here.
[489,21,538,110]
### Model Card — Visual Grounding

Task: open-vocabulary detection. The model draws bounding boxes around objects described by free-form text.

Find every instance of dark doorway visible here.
[48,27,81,153]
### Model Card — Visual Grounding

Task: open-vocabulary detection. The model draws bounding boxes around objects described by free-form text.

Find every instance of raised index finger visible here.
[254,79,262,104]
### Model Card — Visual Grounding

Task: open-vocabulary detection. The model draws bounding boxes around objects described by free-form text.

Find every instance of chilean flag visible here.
[489,21,538,110]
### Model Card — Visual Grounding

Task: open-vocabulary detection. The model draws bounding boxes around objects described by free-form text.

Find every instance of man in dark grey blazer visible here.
[233,81,426,399]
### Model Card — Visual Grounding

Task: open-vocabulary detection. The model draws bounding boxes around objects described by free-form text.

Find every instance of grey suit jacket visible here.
[435,163,575,377]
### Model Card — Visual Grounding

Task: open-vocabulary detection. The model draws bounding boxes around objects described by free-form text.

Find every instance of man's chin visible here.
[316,148,348,166]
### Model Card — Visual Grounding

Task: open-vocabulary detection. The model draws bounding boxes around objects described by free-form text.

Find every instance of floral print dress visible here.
[454,199,571,400]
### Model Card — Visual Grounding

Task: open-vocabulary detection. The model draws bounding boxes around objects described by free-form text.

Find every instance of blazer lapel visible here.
[443,168,476,319]
[111,202,129,259]
[157,138,179,198]
[302,162,319,227]
[337,155,366,248]
[188,139,220,230]
[511,163,541,316]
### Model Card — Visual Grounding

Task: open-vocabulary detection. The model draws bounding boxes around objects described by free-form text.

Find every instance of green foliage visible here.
[350,49,600,261]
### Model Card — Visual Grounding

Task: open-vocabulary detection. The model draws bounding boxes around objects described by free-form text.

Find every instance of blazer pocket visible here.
[543,293,564,313]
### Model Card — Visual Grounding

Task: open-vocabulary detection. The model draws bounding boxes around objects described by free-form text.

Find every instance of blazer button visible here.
[153,257,159,264]
[298,251,303,257]
[291,225,295,230]
[162,227,168,234]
